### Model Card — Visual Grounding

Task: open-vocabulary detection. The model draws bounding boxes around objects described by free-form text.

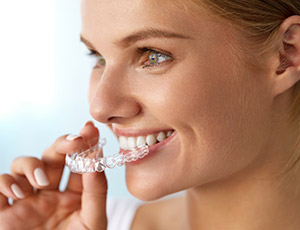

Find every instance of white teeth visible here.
[127,137,136,149]
[136,136,146,148]
[157,131,166,142]
[167,131,173,137]
[119,136,128,150]
[146,134,156,146]
[118,130,174,149]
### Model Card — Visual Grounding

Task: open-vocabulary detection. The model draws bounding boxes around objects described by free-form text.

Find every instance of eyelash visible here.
[87,50,106,67]
[87,48,173,69]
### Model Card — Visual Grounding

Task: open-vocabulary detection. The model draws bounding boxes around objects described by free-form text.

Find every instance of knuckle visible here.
[43,135,69,156]
[56,135,69,144]
[11,156,43,173]
[0,174,14,184]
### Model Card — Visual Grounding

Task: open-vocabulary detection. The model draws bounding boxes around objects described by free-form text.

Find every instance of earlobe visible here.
[272,66,300,97]
[272,16,300,97]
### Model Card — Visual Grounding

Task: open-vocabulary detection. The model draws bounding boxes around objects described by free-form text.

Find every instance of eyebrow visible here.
[80,28,192,49]
[80,35,95,49]
[115,28,192,48]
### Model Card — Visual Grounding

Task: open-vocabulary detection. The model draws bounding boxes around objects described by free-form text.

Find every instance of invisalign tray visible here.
[65,138,149,174]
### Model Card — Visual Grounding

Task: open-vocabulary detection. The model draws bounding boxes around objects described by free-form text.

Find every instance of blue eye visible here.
[97,56,106,66]
[88,50,106,67]
[142,49,172,68]
[87,48,172,70]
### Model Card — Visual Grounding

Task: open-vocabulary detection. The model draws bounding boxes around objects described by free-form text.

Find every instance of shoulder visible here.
[131,195,186,230]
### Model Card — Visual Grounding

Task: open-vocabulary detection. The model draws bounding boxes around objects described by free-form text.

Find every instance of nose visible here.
[89,68,141,124]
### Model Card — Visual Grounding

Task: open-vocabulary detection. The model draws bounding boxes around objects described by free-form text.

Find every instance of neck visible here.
[185,113,300,230]
[185,166,300,230]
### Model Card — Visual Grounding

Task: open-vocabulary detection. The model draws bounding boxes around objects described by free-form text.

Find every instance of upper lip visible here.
[112,126,174,137]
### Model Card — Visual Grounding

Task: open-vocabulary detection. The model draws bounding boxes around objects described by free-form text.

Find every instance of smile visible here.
[118,130,175,150]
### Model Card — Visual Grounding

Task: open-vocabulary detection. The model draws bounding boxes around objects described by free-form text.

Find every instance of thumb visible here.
[80,172,108,230]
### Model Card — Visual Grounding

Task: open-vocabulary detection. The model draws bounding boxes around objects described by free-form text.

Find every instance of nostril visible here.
[107,116,132,124]
[108,116,118,122]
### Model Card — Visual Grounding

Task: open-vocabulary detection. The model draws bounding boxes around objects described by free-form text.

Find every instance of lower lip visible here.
[124,131,177,165]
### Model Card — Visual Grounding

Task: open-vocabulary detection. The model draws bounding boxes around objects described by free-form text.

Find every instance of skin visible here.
[85,0,273,201]
[0,0,300,229]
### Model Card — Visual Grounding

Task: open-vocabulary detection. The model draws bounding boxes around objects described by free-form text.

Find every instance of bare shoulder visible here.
[131,195,186,230]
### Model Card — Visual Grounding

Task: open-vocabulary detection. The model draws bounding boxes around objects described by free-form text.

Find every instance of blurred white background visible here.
[0,0,132,198]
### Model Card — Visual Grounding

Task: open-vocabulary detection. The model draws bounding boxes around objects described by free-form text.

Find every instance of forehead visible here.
[80,0,207,46]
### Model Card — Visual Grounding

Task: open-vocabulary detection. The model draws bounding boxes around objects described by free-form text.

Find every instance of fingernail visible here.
[66,134,82,141]
[34,168,50,187]
[11,184,25,199]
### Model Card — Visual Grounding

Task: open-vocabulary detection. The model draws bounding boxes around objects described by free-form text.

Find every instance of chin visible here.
[125,174,185,201]
[126,180,166,201]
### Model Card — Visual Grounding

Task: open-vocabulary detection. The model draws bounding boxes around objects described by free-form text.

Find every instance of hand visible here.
[0,121,108,230]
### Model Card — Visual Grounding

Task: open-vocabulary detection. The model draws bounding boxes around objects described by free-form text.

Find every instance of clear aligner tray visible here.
[65,138,149,174]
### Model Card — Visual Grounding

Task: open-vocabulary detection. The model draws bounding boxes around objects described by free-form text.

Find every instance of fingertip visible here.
[80,122,100,147]
[84,120,95,127]
[80,122,99,136]
[49,134,88,156]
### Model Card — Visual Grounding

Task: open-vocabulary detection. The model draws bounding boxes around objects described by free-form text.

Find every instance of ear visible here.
[271,16,300,97]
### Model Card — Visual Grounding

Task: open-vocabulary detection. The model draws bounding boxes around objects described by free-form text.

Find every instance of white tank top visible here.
[107,197,144,230]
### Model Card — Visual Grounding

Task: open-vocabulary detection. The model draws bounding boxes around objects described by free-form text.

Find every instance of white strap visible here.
[107,197,143,230]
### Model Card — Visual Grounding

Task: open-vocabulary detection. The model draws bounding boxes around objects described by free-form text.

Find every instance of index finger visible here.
[42,121,99,164]
[41,121,99,189]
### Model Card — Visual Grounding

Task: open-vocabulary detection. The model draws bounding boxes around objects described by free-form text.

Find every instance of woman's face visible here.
[81,0,273,200]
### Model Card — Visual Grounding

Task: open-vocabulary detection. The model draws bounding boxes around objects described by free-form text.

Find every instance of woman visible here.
[1,0,300,229]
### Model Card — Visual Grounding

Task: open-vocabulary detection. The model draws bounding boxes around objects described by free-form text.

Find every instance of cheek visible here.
[141,54,271,185]
[177,66,271,182]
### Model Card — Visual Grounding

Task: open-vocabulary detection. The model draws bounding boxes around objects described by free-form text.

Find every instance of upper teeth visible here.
[119,130,173,150]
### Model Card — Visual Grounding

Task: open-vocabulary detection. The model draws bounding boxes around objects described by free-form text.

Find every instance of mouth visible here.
[116,129,175,150]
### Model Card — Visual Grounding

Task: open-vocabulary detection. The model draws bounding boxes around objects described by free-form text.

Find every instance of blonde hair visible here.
[185,1,300,177]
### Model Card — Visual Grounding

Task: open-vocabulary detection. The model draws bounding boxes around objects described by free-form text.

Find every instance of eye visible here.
[97,56,106,66]
[88,49,106,68]
[140,49,172,68]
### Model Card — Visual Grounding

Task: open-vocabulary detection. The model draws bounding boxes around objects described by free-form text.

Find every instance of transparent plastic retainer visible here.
[65,138,149,174]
